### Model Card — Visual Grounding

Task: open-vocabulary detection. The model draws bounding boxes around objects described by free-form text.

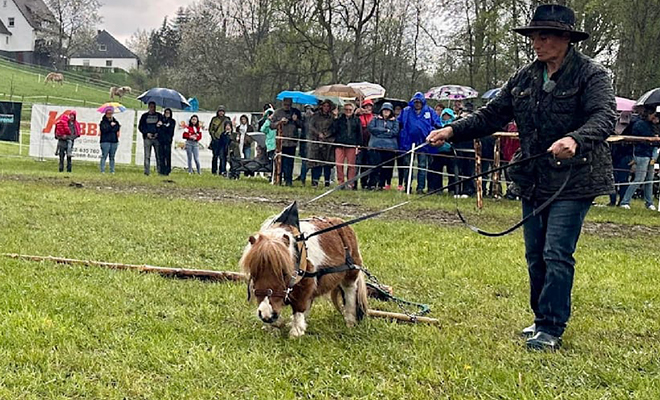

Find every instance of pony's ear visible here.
[248,235,257,245]
[282,234,291,247]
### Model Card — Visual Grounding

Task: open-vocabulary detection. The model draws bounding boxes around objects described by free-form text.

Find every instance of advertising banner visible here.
[0,101,22,142]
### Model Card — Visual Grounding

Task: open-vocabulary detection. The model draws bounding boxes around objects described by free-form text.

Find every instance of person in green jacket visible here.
[260,108,276,161]
[208,105,231,175]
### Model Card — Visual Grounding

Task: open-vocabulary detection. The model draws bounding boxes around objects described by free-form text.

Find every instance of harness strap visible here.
[456,166,572,237]
[299,152,550,243]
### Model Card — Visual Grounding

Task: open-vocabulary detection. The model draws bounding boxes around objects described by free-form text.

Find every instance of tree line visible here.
[118,0,660,109]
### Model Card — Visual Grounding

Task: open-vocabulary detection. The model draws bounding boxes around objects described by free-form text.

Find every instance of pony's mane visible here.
[239,226,295,279]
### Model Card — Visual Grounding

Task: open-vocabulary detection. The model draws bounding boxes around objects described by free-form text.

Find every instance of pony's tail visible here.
[355,272,369,322]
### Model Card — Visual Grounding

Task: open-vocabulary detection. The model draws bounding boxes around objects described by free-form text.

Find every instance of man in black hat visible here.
[428,4,616,350]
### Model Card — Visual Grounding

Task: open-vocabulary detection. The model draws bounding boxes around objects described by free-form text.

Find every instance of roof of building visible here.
[0,19,11,36]
[12,0,54,29]
[71,30,139,60]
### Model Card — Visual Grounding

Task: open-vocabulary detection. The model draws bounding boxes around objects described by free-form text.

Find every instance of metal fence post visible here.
[407,145,416,195]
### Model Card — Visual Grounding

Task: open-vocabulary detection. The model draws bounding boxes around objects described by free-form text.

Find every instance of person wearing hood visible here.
[367,102,400,189]
[308,99,336,187]
[99,108,120,174]
[271,98,303,186]
[158,108,176,176]
[330,102,362,188]
[138,101,163,176]
[427,108,458,194]
[259,108,277,174]
[209,105,231,176]
[398,92,443,194]
[54,110,81,173]
[355,99,376,189]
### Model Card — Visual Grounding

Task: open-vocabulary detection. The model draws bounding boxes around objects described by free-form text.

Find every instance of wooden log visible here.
[367,309,440,325]
[3,254,246,282]
[2,253,392,299]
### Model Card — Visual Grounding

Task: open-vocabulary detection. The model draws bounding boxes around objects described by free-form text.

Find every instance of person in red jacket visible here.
[183,115,203,174]
[54,110,81,172]
[354,99,375,189]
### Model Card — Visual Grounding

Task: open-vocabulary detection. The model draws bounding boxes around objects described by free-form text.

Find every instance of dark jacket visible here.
[450,46,616,201]
[367,116,399,150]
[99,117,120,143]
[272,107,303,147]
[331,114,362,146]
[629,116,657,158]
[138,111,163,139]
[158,117,176,144]
[307,110,335,167]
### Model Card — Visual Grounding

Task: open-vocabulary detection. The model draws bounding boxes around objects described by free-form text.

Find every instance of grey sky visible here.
[99,0,197,44]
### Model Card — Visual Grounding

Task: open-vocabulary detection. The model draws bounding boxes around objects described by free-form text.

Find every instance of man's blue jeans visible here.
[522,198,592,337]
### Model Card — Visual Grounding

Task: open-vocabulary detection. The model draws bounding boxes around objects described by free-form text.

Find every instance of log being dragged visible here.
[366,309,440,325]
[2,253,392,297]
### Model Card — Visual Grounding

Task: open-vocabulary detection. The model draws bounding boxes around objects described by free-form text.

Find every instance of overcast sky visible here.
[99,0,197,44]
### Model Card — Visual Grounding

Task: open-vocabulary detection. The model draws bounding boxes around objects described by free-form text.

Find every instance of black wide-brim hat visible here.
[513,4,589,43]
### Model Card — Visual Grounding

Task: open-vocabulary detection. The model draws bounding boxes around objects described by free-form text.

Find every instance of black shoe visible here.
[285,181,293,187]
[325,182,330,188]
[526,332,562,351]
[416,189,425,195]
[521,324,536,338]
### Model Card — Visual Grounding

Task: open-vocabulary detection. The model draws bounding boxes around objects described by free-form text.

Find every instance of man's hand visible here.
[427,127,454,147]
[548,137,578,160]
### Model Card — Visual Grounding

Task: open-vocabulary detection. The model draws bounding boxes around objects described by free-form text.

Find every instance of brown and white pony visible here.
[110,86,132,100]
[44,72,64,85]
[239,216,368,338]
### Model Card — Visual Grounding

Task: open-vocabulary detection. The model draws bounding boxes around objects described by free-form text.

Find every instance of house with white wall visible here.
[68,30,139,72]
[0,0,53,64]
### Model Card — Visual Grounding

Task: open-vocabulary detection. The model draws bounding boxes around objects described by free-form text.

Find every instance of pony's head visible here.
[239,226,297,324]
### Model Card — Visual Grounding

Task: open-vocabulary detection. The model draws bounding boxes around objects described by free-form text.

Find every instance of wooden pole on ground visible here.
[492,137,502,198]
[474,139,483,209]
[366,309,440,325]
[2,254,393,299]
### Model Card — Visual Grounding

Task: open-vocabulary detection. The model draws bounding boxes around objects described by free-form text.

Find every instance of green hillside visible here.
[0,59,147,156]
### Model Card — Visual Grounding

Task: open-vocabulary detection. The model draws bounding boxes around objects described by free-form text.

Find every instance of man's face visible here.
[283,100,292,111]
[529,31,571,63]
[343,104,354,117]
[148,104,155,113]
[414,100,423,111]
[435,105,443,114]
[394,106,402,116]
[218,110,225,117]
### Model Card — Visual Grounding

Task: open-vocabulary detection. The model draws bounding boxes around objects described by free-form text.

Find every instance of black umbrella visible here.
[636,88,660,107]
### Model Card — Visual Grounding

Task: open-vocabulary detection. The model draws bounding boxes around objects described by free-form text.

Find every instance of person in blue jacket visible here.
[428,108,458,194]
[367,102,400,189]
[398,92,443,194]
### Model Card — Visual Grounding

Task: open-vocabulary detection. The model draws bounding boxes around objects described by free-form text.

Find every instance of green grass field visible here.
[0,156,658,399]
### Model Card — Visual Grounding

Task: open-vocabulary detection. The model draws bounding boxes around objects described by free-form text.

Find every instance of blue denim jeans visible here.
[621,156,654,207]
[100,142,119,173]
[186,141,201,174]
[523,198,592,337]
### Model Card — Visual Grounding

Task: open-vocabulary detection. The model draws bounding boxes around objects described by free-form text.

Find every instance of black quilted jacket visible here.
[450,47,616,200]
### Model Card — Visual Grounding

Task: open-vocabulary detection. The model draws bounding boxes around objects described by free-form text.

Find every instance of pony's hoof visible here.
[289,327,306,338]
[344,317,357,328]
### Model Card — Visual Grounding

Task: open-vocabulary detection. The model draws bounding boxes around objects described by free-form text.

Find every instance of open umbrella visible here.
[615,97,636,112]
[276,90,319,105]
[426,85,478,101]
[482,88,501,100]
[137,88,190,109]
[97,102,126,113]
[347,82,386,100]
[314,84,363,99]
[635,88,660,108]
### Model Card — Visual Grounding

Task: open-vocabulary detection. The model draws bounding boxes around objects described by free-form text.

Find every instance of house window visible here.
[99,44,107,51]
[5,37,8,45]
[83,60,90,66]
[106,60,112,67]
[8,17,14,27]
